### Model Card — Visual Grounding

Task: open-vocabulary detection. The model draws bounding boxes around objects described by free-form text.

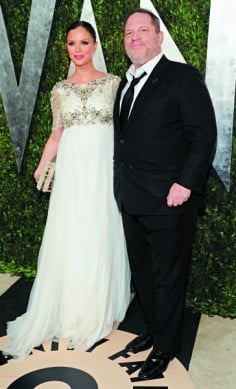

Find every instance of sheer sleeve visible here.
[112,76,121,99]
[50,84,64,132]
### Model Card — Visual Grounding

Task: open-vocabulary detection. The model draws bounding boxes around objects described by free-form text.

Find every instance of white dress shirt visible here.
[120,52,163,114]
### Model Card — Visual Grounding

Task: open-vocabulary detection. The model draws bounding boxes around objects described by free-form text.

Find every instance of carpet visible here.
[0,278,200,388]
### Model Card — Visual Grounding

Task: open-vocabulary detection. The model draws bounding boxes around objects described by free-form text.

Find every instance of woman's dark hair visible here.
[125,8,160,32]
[66,20,96,42]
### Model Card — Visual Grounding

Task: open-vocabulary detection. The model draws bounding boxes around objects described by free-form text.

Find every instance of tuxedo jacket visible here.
[113,55,217,214]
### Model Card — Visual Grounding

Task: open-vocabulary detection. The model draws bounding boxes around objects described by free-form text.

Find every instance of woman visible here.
[6,21,130,357]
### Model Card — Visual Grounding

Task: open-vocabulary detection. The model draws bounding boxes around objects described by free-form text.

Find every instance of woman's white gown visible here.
[6,74,130,357]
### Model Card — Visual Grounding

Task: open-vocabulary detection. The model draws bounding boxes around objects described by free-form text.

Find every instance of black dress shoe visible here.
[139,348,172,379]
[125,334,153,353]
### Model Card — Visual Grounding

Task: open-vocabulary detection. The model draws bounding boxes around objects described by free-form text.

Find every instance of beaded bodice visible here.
[50,74,120,131]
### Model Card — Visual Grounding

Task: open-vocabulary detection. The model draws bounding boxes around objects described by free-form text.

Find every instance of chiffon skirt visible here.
[6,123,130,357]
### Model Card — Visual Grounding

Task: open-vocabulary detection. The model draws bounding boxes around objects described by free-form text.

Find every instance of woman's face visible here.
[66,26,97,67]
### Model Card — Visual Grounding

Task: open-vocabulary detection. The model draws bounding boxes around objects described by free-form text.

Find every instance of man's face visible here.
[124,12,163,68]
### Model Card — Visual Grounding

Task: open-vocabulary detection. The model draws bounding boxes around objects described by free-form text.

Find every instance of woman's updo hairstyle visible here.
[66,20,97,42]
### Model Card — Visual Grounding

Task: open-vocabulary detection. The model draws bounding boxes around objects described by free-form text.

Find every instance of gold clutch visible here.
[36,161,56,192]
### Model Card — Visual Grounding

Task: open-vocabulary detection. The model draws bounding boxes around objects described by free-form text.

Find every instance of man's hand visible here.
[167,183,191,207]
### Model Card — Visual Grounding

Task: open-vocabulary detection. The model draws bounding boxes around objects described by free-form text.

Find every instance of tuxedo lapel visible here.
[127,55,170,127]
[114,56,170,133]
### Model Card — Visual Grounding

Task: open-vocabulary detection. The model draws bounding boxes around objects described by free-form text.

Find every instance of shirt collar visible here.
[126,52,163,82]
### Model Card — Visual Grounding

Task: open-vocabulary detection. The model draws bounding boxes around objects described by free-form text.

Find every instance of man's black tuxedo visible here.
[113,55,217,356]
[113,55,216,215]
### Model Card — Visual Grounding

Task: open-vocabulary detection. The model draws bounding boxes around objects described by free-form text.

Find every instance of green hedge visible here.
[0,0,235,317]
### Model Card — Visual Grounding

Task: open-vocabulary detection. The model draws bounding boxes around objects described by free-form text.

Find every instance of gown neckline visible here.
[63,74,110,87]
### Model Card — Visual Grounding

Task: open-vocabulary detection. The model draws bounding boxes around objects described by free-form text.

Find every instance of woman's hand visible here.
[34,168,42,182]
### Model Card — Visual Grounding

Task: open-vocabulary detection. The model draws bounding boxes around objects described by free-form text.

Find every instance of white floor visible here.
[0,273,235,388]
[0,273,20,295]
[189,314,236,389]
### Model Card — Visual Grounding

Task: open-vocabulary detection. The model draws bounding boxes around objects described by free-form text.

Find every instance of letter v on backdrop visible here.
[0,0,57,170]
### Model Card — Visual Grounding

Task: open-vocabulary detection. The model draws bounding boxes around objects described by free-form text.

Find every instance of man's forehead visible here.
[125,13,153,29]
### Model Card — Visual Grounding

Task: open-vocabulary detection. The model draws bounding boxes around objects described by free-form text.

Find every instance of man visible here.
[113,8,217,380]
